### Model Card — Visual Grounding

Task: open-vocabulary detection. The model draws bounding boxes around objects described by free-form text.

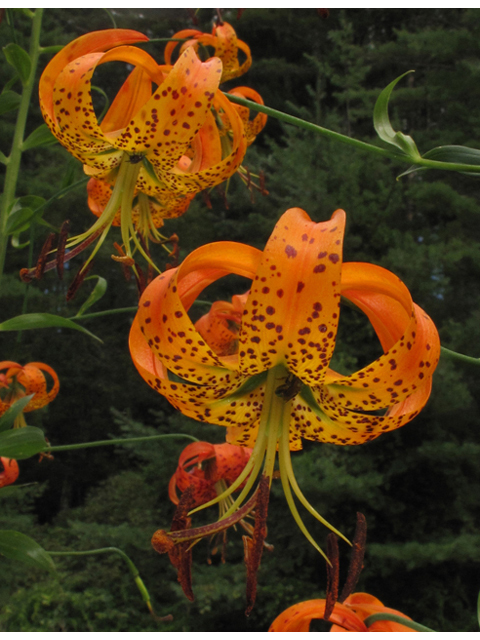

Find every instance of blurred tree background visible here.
[1,7,480,632]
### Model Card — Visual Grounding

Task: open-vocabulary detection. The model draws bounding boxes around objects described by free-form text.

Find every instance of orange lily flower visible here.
[269,592,417,632]
[0,457,19,488]
[164,441,262,568]
[130,207,439,561]
[169,441,252,508]
[0,361,60,428]
[31,29,246,279]
[164,21,252,83]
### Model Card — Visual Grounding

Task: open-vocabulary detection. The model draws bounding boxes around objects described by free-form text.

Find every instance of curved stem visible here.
[440,346,480,366]
[46,432,198,453]
[71,307,138,321]
[0,8,44,290]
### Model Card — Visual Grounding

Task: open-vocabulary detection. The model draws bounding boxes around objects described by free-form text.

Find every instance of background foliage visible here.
[1,8,479,631]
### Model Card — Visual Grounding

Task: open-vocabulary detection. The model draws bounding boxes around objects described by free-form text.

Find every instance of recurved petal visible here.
[116,49,222,172]
[212,22,252,82]
[303,379,432,445]
[164,29,204,65]
[129,315,264,430]
[238,208,345,385]
[340,593,416,632]
[39,29,148,136]
[100,66,153,134]
[227,87,268,145]
[269,599,367,632]
[324,262,440,412]
[17,363,60,412]
[213,442,252,484]
[52,52,122,171]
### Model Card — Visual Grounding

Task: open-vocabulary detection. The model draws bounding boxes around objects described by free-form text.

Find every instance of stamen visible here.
[66,260,94,301]
[324,533,340,621]
[339,512,367,603]
[56,220,70,280]
[35,232,56,280]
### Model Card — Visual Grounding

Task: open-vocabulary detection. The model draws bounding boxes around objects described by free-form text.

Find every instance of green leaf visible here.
[423,145,480,175]
[0,530,56,572]
[6,207,34,234]
[6,195,47,235]
[22,124,57,151]
[75,276,108,317]
[373,71,420,159]
[0,426,47,459]
[0,90,21,116]
[398,145,480,179]
[0,395,34,433]
[0,313,102,343]
[3,43,31,85]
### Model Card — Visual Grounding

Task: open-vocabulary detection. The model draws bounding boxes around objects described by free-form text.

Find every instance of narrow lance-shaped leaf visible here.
[75,275,108,317]
[0,313,102,342]
[0,530,56,572]
[373,70,420,159]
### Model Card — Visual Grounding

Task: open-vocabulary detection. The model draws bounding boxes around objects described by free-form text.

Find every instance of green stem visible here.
[71,307,138,321]
[363,612,436,632]
[46,433,198,453]
[226,94,480,175]
[0,8,44,289]
[440,346,480,366]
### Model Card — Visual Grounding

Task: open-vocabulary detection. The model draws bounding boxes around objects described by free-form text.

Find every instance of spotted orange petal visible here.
[238,208,346,384]
[330,593,416,632]
[39,29,148,139]
[227,87,268,145]
[116,48,222,173]
[269,599,368,632]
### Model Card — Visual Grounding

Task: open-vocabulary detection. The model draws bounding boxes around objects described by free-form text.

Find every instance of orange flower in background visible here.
[168,441,252,508]
[131,207,439,604]
[0,457,19,489]
[269,592,417,632]
[26,29,247,282]
[0,361,59,428]
[165,21,252,83]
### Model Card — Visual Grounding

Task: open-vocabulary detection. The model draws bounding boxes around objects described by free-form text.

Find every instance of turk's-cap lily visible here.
[164,21,252,83]
[30,29,247,282]
[168,440,252,508]
[161,440,267,582]
[0,457,19,488]
[130,207,440,604]
[0,361,60,428]
[269,592,417,632]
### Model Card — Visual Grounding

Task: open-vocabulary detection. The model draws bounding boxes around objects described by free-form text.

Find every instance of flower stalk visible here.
[0,8,44,289]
